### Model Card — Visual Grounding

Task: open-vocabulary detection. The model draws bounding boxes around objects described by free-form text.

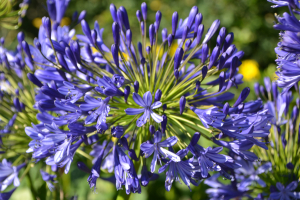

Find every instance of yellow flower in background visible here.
[32,18,42,28]
[239,59,260,81]
[60,17,71,26]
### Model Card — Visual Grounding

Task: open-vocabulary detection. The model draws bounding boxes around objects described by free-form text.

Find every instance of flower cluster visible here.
[19,0,273,194]
[0,0,276,198]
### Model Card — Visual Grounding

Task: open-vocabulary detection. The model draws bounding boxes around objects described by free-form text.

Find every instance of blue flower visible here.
[235,159,272,188]
[80,95,110,130]
[40,170,57,191]
[270,181,300,199]
[0,159,25,191]
[158,149,201,191]
[125,91,163,127]
[88,148,104,190]
[113,145,141,194]
[95,75,124,96]
[140,130,180,172]
[188,132,229,178]
[205,173,249,200]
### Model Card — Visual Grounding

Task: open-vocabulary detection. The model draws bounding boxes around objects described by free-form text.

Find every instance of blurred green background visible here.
[1,0,284,199]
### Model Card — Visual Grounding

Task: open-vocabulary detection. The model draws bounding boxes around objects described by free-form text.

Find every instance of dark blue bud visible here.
[191,132,200,146]
[217,54,226,70]
[174,48,184,70]
[34,38,41,51]
[172,12,178,36]
[21,41,32,61]
[124,86,130,103]
[149,125,155,135]
[15,89,19,96]
[134,81,139,93]
[286,162,294,170]
[117,9,124,29]
[42,17,51,38]
[0,37,4,45]
[162,28,168,42]
[146,46,151,55]
[141,165,150,186]
[128,149,139,161]
[233,87,250,107]
[57,53,70,71]
[174,69,179,80]
[181,26,189,45]
[155,11,162,32]
[184,39,192,51]
[222,33,234,52]
[111,44,119,68]
[229,56,238,79]
[141,2,147,21]
[155,89,162,101]
[187,6,198,29]
[196,24,204,45]
[281,133,287,148]
[254,83,260,97]
[91,30,98,46]
[223,102,229,120]
[1,54,10,69]
[141,21,145,36]
[179,96,186,115]
[149,24,155,46]
[161,114,167,133]
[126,29,132,47]
[219,71,225,92]
[196,80,200,91]
[208,46,220,69]
[168,34,173,47]
[163,104,167,111]
[225,44,236,57]
[81,20,92,44]
[137,42,145,65]
[78,10,86,21]
[297,98,300,108]
[13,98,22,112]
[120,6,130,30]
[136,10,142,22]
[120,137,129,150]
[201,66,207,82]
[260,85,266,98]
[203,19,220,44]
[201,44,208,63]
[65,47,77,68]
[47,0,56,21]
[112,22,120,47]
[84,44,93,61]
[17,32,25,45]
[217,27,227,47]
[17,44,22,54]
[193,13,203,38]
[72,11,78,22]
[264,77,271,93]
[110,4,118,22]
[27,73,43,87]
[70,40,81,64]
[20,102,25,111]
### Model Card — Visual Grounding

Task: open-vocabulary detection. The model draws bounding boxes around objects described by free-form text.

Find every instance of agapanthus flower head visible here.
[15,0,272,195]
